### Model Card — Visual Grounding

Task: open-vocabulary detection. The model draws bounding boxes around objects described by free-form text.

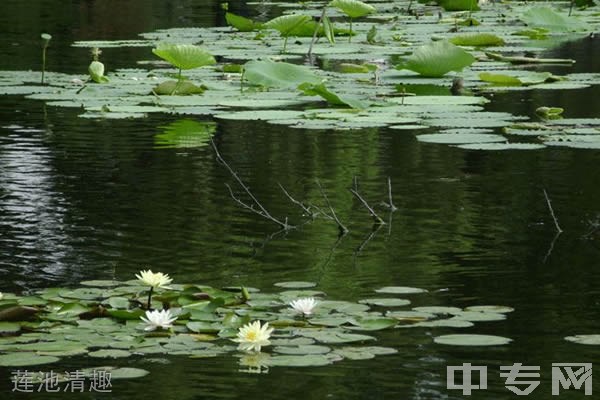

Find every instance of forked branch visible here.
[211,140,292,230]
[316,179,349,235]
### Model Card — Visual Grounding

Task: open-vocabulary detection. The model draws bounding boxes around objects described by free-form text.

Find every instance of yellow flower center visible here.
[246,331,257,341]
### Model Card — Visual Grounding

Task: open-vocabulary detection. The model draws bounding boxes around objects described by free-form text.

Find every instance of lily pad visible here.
[0,353,60,367]
[88,349,132,358]
[274,281,317,289]
[464,305,514,313]
[358,298,411,307]
[434,334,512,346]
[564,335,600,345]
[273,345,331,355]
[374,286,427,294]
[267,354,333,367]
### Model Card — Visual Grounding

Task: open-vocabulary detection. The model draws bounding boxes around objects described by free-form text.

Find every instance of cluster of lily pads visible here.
[0,271,521,376]
[1,1,599,149]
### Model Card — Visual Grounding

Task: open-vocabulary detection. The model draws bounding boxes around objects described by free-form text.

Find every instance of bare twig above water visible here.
[350,177,386,225]
[382,177,398,212]
[542,188,563,263]
[278,183,316,218]
[543,189,563,233]
[211,140,292,230]
[316,179,349,235]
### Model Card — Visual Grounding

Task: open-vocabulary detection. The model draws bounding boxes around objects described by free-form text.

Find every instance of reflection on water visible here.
[0,123,74,287]
[0,1,599,399]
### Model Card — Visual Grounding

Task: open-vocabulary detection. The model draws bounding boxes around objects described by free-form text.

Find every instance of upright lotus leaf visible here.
[438,0,479,11]
[263,14,312,52]
[298,82,368,109]
[329,0,376,18]
[398,41,475,77]
[88,61,109,83]
[243,59,321,89]
[329,0,376,42]
[152,43,216,70]
[449,33,505,47]
[226,12,262,32]
[521,6,590,32]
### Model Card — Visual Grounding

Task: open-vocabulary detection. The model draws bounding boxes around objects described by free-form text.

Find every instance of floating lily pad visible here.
[348,318,398,331]
[0,322,21,334]
[412,306,462,315]
[374,286,427,294]
[267,354,333,367]
[417,133,505,144]
[273,345,331,355]
[452,311,507,322]
[464,305,514,313]
[359,298,411,307]
[406,319,475,328]
[89,349,132,358]
[564,335,600,345]
[0,353,60,367]
[434,334,512,346]
[457,143,546,150]
[299,330,376,344]
[274,281,317,289]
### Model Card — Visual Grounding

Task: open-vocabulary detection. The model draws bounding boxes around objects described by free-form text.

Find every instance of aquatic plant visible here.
[152,42,216,94]
[233,321,274,352]
[263,14,312,53]
[329,0,376,42]
[140,309,177,331]
[40,33,51,85]
[88,47,109,83]
[290,298,318,316]
[136,269,172,309]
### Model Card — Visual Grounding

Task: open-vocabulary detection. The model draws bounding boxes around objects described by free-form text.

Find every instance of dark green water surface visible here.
[0,1,599,399]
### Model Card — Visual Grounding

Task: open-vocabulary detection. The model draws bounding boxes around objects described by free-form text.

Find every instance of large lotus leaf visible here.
[329,0,376,18]
[244,59,321,89]
[521,6,590,32]
[263,14,312,36]
[298,83,368,109]
[398,41,475,77]
[439,0,479,11]
[152,43,216,70]
[226,12,262,32]
[449,33,504,47]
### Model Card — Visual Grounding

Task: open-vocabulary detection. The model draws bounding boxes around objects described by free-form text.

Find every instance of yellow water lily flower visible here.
[233,321,274,352]
[135,269,172,289]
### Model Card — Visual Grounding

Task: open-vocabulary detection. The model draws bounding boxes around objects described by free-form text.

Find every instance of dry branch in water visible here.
[211,140,292,230]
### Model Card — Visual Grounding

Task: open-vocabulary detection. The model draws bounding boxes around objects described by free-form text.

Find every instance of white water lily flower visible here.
[290,297,318,316]
[140,309,177,331]
[135,269,172,289]
[232,321,274,352]
[0,292,3,300]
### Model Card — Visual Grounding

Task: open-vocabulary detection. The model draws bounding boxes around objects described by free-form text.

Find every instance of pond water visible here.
[1,1,599,399]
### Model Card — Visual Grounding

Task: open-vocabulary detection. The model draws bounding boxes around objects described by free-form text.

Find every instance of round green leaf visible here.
[0,353,60,367]
[434,334,512,346]
[565,335,600,345]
